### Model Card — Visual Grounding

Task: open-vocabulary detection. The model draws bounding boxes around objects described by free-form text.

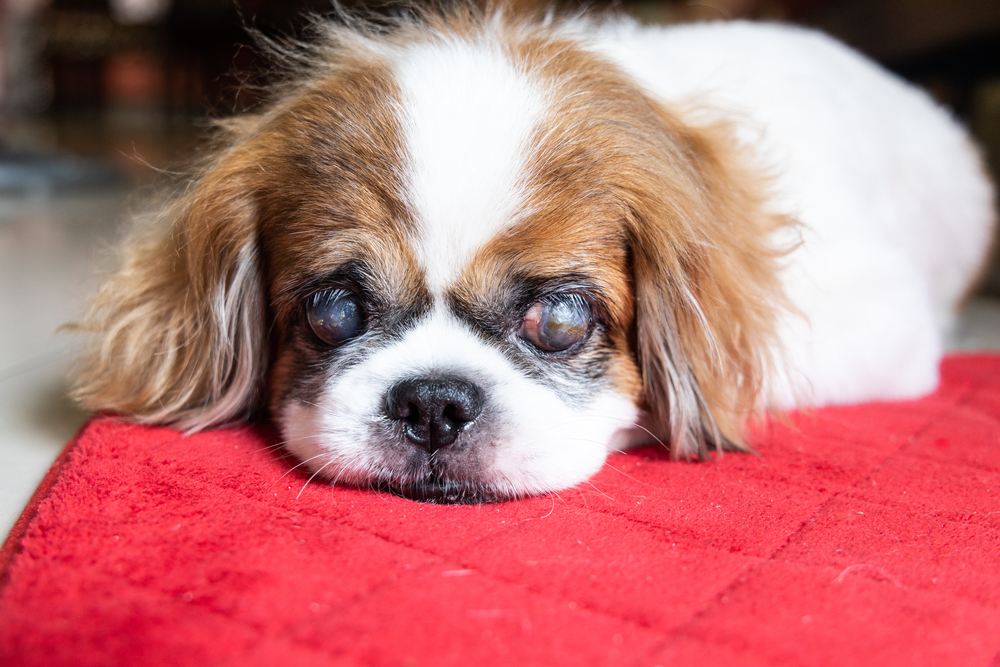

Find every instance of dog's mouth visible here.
[379,475,504,505]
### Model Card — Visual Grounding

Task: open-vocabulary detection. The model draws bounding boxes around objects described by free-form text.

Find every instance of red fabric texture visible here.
[2,354,999,666]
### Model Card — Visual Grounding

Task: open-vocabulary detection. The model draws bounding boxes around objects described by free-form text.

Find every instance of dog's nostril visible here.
[442,404,461,423]
[384,377,484,452]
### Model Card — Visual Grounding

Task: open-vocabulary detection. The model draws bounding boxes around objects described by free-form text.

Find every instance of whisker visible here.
[537,492,557,519]
[576,478,615,502]
[297,458,335,500]
[258,432,329,453]
[532,412,667,450]
[270,451,331,488]
[600,460,645,485]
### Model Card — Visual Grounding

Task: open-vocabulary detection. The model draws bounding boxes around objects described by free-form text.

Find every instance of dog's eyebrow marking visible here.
[291,261,372,296]
[393,37,549,300]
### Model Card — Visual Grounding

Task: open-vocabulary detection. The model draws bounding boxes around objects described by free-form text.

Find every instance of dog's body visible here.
[599,20,993,408]
[73,8,995,503]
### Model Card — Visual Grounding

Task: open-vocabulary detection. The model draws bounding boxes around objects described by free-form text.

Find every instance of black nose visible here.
[384,377,484,452]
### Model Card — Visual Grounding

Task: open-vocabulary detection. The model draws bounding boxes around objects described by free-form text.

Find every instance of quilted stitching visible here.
[1,355,998,666]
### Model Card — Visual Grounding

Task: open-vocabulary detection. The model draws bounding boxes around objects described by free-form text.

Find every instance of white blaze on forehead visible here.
[393,38,548,296]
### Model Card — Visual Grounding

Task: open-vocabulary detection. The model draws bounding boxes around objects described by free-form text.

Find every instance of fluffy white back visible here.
[595,20,995,408]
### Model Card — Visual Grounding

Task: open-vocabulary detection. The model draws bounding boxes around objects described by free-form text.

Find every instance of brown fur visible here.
[500,27,792,457]
[623,113,795,458]
[70,4,793,461]
[69,35,412,430]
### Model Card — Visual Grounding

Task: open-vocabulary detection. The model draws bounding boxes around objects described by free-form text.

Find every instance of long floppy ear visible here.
[69,152,267,431]
[624,105,796,459]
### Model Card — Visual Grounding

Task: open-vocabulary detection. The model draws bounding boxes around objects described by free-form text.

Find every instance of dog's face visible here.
[73,12,788,503]
[262,37,648,502]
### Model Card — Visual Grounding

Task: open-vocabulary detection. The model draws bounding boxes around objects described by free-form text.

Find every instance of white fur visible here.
[281,308,638,496]
[593,21,994,407]
[283,19,993,498]
[394,39,548,297]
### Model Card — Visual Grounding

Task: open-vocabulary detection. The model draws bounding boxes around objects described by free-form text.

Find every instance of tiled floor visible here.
[2,184,1000,539]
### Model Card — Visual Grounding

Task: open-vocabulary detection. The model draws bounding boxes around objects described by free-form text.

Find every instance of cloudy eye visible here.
[306,290,362,346]
[519,295,592,353]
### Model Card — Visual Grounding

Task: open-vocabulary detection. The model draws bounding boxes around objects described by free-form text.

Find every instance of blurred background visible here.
[1,0,999,537]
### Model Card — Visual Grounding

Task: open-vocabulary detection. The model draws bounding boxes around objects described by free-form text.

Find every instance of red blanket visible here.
[2,355,999,666]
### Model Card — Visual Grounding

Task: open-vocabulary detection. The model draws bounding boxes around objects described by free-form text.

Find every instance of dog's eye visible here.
[306,290,362,346]
[519,295,591,353]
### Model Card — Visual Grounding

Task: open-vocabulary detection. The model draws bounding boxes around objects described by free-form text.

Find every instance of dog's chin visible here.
[379,475,506,505]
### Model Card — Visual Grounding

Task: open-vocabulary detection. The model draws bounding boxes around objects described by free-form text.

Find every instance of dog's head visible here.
[72,9,789,502]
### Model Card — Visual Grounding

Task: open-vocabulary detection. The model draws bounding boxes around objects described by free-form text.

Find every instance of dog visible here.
[71,4,995,503]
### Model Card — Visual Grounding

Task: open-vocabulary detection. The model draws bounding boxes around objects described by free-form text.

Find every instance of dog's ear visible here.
[623,104,795,459]
[70,148,267,430]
